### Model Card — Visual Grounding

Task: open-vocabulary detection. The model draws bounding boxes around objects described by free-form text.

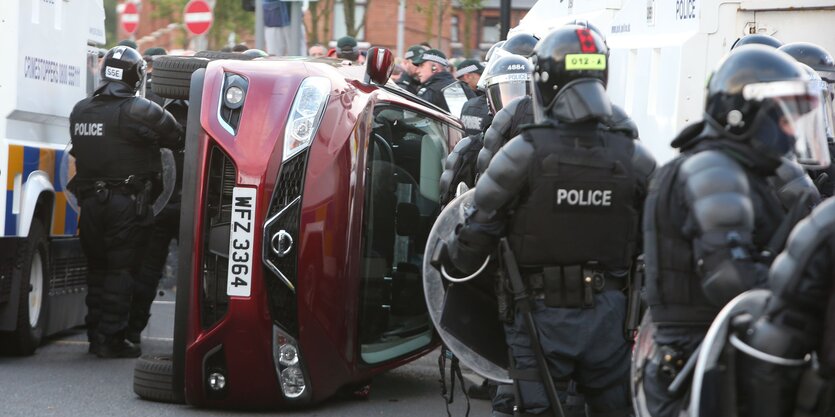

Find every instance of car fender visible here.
[18,170,54,237]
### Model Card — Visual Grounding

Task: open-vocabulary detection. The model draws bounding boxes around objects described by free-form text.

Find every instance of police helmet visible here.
[565,19,605,40]
[730,33,783,50]
[484,41,506,62]
[798,63,835,145]
[483,55,533,113]
[532,26,608,112]
[705,45,830,167]
[779,42,835,82]
[501,33,539,57]
[100,45,146,93]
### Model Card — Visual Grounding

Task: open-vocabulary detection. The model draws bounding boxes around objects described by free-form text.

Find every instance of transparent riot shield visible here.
[59,143,79,213]
[442,81,469,118]
[689,289,772,417]
[423,190,512,383]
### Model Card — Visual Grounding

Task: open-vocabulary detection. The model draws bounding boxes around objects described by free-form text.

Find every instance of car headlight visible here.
[283,77,330,161]
[272,325,308,399]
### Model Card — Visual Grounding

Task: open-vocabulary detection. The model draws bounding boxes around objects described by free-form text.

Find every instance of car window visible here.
[357,105,449,364]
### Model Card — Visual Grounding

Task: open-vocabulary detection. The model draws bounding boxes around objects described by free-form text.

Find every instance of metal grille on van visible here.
[201,146,236,329]
[262,149,308,337]
[49,256,87,295]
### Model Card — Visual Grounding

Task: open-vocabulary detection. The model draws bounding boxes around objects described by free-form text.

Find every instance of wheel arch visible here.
[18,170,55,238]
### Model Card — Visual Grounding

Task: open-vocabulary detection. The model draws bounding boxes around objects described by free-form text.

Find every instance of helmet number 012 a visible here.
[565,54,606,71]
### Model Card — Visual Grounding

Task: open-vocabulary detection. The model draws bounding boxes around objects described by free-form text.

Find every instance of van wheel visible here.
[1,219,49,356]
[134,354,183,404]
[151,56,211,100]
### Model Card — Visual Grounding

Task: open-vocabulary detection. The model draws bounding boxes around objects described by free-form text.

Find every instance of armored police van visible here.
[515,0,835,163]
[0,0,106,355]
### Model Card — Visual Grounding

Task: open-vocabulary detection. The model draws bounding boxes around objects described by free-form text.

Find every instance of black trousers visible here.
[129,203,180,333]
[505,291,632,417]
[80,193,151,338]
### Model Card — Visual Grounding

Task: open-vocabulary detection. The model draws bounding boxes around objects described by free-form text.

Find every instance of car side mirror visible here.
[395,202,420,236]
[364,47,394,85]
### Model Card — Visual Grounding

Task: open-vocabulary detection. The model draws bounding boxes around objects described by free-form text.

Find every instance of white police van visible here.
[0,0,106,355]
[514,0,835,164]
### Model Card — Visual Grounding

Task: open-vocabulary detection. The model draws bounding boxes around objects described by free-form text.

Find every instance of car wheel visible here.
[1,218,49,356]
[134,354,184,404]
[151,56,211,100]
[194,50,255,61]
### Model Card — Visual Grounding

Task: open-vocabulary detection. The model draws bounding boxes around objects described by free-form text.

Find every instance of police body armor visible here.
[508,123,638,270]
[70,95,162,187]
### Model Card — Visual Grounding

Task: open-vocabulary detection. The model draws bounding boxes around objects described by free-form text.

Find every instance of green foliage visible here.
[103,0,119,47]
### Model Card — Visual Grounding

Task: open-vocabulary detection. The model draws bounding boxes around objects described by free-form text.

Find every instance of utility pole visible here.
[500,0,511,40]
[397,0,406,57]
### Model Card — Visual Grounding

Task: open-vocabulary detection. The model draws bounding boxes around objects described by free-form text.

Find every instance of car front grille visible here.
[262,149,308,337]
[201,146,237,329]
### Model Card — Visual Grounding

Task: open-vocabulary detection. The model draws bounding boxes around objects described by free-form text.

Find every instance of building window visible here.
[333,0,367,40]
[451,15,459,43]
[481,16,500,44]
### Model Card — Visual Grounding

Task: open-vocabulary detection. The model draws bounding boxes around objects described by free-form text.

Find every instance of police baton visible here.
[499,238,565,417]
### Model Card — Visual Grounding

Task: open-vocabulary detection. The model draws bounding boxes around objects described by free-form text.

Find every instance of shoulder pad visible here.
[608,105,639,139]
[474,136,535,215]
[680,150,752,231]
[772,158,821,209]
[632,141,657,180]
[770,198,835,294]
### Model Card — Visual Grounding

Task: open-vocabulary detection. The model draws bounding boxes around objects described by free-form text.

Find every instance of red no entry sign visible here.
[121,2,139,35]
[184,0,213,36]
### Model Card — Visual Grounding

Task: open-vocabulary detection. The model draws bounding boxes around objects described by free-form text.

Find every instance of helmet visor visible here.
[486,73,532,113]
[745,80,830,168]
[477,48,512,90]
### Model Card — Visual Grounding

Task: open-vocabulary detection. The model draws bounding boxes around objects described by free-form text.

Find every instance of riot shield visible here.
[631,312,657,417]
[442,81,469,118]
[153,148,176,215]
[423,190,512,383]
[688,289,771,417]
[59,143,79,213]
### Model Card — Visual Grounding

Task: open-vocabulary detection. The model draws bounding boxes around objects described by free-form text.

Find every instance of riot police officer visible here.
[439,27,656,417]
[735,196,835,417]
[779,42,835,198]
[68,46,182,358]
[414,49,475,111]
[397,45,428,94]
[640,45,823,417]
[457,59,491,137]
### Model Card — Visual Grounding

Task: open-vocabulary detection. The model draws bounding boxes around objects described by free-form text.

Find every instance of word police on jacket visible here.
[556,188,613,206]
[73,122,104,136]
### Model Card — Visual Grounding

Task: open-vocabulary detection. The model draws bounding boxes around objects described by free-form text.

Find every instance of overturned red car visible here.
[135,49,464,408]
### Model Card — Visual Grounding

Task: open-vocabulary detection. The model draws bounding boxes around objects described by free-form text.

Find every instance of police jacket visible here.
[69,82,183,187]
[418,71,466,112]
[746,198,835,378]
[476,95,639,175]
[643,123,814,327]
[438,133,484,206]
[447,79,656,274]
[460,94,491,137]
[396,71,420,95]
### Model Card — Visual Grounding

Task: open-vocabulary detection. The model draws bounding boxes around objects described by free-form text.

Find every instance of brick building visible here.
[305,0,536,60]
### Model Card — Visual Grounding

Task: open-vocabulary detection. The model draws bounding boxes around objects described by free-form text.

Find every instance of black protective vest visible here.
[507,124,639,270]
[644,152,785,326]
[70,96,160,182]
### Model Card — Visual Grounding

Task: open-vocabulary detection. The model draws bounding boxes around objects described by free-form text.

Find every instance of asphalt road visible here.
[0,292,491,417]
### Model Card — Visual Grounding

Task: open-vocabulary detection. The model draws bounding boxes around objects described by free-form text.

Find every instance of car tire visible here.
[1,218,49,356]
[151,56,211,100]
[194,50,255,61]
[134,354,183,404]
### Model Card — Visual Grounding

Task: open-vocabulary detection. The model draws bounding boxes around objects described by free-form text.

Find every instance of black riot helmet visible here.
[779,42,835,82]
[705,45,830,167]
[565,19,605,40]
[531,26,608,112]
[99,45,146,93]
[501,33,539,57]
[243,48,269,58]
[483,55,533,113]
[730,33,783,50]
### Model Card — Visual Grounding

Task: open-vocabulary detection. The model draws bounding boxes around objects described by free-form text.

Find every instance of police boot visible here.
[88,332,103,355]
[126,313,150,344]
[96,334,141,359]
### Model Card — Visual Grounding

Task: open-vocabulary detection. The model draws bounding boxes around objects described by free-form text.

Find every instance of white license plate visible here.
[227,186,256,297]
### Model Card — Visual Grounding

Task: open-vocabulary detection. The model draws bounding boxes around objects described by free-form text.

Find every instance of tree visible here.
[458,0,485,57]
[149,0,253,50]
[307,0,335,46]
[341,0,371,38]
